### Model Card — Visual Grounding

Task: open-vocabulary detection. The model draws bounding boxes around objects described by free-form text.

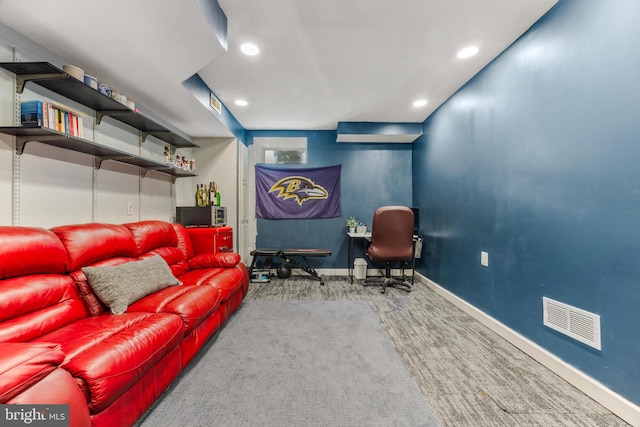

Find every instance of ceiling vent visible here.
[543,297,601,350]
[210,93,222,115]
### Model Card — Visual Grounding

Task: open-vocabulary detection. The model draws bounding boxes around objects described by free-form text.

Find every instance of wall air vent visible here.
[543,297,601,350]
[210,93,222,114]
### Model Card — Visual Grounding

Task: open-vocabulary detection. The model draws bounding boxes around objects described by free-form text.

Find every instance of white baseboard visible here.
[416,273,640,427]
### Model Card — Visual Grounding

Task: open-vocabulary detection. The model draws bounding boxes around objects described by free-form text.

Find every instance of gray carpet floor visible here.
[137,299,438,427]
[245,275,629,427]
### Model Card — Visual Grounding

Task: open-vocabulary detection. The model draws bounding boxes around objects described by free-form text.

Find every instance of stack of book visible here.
[20,100,84,139]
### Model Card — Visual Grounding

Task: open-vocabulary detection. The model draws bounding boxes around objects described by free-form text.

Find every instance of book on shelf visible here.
[20,100,84,138]
[20,100,43,127]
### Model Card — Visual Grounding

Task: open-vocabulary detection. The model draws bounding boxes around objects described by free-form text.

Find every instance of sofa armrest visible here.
[188,252,241,270]
[0,342,64,402]
[0,342,92,427]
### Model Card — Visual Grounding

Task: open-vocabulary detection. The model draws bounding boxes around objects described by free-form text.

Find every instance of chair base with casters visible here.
[363,259,414,294]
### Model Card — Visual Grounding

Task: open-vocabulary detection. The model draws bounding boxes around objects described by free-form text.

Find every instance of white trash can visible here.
[354,258,367,280]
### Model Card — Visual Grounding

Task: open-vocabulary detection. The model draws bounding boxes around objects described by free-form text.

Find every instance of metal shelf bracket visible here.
[140,130,171,144]
[141,166,177,183]
[95,110,132,125]
[15,134,68,155]
[94,155,134,170]
[16,73,67,94]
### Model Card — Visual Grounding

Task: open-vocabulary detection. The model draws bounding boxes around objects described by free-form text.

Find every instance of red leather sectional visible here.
[0,220,249,427]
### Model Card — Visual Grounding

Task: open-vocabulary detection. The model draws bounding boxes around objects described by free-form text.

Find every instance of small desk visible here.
[347,231,371,283]
[347,232,420,283]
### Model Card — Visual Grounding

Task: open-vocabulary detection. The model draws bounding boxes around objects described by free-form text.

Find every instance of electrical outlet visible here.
[127,202,134,216]
[481,251,489,267]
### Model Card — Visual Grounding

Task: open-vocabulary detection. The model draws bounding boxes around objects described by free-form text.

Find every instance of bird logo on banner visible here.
[269,176,328,206]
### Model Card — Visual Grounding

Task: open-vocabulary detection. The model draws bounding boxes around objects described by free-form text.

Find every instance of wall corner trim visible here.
[416,274,640,426]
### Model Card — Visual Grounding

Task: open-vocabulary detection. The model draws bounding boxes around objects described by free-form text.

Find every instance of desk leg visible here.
[348,236,354,283]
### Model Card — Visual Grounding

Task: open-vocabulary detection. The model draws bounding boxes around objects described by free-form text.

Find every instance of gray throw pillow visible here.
[82,255,181,314]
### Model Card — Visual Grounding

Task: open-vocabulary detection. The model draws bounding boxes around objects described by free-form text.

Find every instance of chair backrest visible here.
[367,206,414,262]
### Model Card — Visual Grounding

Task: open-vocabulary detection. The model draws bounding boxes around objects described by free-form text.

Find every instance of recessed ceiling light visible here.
[240,43,260,56]
[457,46,479,59]
[235,99,248,106]
[413,99,428,107]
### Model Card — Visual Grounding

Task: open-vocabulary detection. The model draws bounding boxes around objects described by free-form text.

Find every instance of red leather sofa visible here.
[0,220,249,427]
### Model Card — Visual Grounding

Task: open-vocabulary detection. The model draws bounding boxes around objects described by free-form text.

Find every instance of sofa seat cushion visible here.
[82,255,181,315]
[204,267,246,301]
[178,267,244,302]
[0,342,64,403]
[128,285,221,334]
[34,312,183,413]
[178,267,244,301]
[176,268,224,287]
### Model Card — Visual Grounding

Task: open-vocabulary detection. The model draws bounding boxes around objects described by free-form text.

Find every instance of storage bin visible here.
[354,258,367,280]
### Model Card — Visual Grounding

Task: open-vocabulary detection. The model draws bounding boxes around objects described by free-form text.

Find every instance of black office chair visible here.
[364,206,415,294]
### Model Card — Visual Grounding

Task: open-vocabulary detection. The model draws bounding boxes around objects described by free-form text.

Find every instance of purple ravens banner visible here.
[256,165,342,219]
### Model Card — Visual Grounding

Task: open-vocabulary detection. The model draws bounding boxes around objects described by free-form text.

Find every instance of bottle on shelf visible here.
[209,182,216,206]
[195,184,203,207]
[203,183,209,206]
[215,183,221,207]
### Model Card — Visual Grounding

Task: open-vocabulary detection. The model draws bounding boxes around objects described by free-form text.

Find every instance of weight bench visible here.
[249,248,331,285]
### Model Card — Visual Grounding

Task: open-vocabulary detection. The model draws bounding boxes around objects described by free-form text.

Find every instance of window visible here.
[264,149,306,164]
[254,137,307,164]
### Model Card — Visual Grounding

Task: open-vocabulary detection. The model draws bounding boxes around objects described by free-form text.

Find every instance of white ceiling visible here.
[0,0,557,139]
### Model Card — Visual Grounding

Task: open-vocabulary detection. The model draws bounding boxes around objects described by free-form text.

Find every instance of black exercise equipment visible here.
[249,248,331,285]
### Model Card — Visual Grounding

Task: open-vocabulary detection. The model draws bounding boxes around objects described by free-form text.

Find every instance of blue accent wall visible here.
[412,0,640,405]
[248,130,412,268]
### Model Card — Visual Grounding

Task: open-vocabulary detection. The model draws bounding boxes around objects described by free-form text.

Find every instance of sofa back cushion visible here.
[124,221,190,277]
[171,223,195,260]
[52,223,139,316]
[0,227,68,279]
[51,223,138,272]
[0,275,87,343]
[0,227,86,342]
[124,220,177,254]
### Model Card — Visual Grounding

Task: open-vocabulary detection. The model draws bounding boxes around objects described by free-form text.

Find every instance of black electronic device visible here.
[410,207,420,234]
[176,206,226,227]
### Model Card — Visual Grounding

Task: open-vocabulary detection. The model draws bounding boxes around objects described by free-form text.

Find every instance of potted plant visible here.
[346,216,358,233]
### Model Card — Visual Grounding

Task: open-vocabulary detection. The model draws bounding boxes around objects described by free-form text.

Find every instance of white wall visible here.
[186,137,239,249]
[0,29,177,228]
